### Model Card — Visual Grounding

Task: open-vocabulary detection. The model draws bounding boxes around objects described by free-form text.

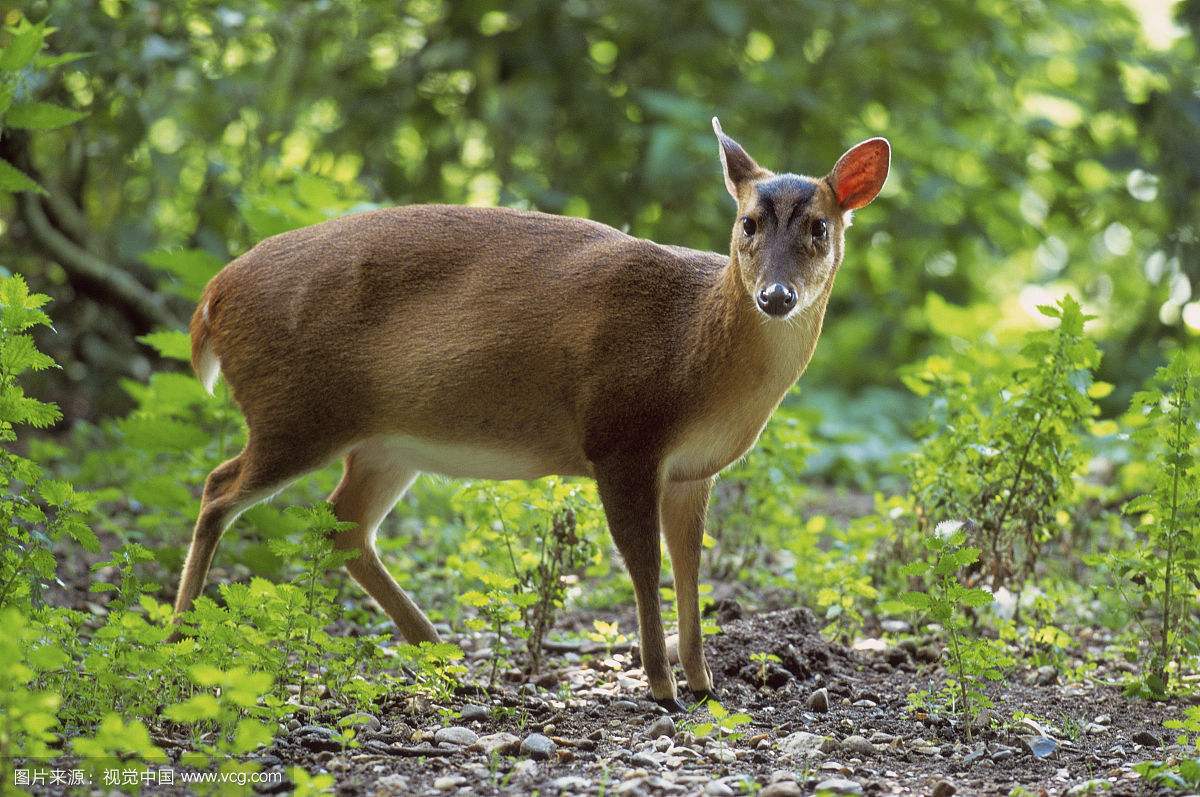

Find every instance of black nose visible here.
[756,283,797,316]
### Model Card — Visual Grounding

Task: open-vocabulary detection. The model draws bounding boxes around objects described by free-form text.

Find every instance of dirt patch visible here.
[138,606,1185,797]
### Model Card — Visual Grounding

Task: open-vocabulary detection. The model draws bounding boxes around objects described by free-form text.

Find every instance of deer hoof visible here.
[653,696,688,713]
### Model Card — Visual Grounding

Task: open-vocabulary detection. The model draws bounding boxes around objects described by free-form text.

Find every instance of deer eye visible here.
[742,217,757,236]
[810,218,828,242]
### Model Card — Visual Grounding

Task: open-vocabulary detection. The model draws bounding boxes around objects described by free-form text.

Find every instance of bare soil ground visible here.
[207,605,1187,797]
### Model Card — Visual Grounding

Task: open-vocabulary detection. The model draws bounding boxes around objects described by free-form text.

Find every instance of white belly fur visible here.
[364,434,563,481]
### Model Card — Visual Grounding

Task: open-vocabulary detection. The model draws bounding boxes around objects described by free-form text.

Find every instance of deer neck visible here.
[685,255,833,398]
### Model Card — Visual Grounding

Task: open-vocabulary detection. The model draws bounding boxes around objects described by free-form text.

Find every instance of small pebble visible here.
[434,726,478,746]
[813,778,863,795]
[932,781,956,797]
[840,735,875,756]
[520,732,557,760]
[648,715,676,740]
[459,704,489,723]
[760,782,803,797]
[808,687,830,713]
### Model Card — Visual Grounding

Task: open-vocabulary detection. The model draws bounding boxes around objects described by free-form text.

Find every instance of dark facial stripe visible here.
[754,174,818,228]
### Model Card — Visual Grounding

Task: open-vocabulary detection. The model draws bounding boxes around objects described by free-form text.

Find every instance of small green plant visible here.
[521,506,595,674]
[393,641,468,705]
[70,714,167,794]
[1108,349,1200,696]
[585,619,629,653]
[458,571,529,688]
[266,503,357,705]
[453,477,603,682]
[1134,706,1200,788]
[748,651,781,687]
[688,699,752,742]
[164,665,279,789]
[0,608,64,790]
[895,519,1013,737]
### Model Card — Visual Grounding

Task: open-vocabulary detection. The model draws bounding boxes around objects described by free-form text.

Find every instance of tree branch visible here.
[18,190,180,332]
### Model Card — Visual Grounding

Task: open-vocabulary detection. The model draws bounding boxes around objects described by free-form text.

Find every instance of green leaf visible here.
[164,693,220,722]
[232,719,275,754]
[0,23,44,71]
[142,248,224,299]
[0,157,45,194]
[5,101,86,130]
[960,588,995,608]
[137,329,192,361]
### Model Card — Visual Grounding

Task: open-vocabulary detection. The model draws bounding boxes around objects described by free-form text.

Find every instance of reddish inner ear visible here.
[832,139,890,210]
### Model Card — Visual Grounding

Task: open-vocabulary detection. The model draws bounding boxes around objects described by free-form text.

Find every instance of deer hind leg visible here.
[662,478,715,698]
[329,443,439,644]
[174,437,319,616]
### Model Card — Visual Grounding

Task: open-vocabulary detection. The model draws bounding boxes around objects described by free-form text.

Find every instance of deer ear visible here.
[829,138,890,211]
[712,117,762,200]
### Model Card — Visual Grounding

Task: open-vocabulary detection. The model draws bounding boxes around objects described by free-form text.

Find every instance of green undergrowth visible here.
[4,245,1200,788]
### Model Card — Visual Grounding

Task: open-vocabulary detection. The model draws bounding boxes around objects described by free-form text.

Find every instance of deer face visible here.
[713,118,890,320]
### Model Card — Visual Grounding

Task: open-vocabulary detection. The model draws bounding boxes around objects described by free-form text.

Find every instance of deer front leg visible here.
[595,464,682,711]
[662,477,715,699]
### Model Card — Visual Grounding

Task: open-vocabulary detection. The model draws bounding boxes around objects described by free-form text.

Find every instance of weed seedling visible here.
[895,520,1013,737]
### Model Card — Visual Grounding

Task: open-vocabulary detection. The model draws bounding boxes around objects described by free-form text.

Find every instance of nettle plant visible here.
[904,295,1102,590]
[896,520,1012,737]
[0,276,97,611]
[452,477,603,681]
[1109,349,1200,697]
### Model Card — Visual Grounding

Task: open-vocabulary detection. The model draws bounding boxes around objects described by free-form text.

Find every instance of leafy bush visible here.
[903,295,1103,589]
[0,275,96,611]
[1108,348,1200,696]
[451,477,604,681]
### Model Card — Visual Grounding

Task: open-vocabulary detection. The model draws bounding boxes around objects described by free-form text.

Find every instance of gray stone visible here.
[813,778,863,795]
[760,782,803,797]
[1066,779,1113,795]
[807,687,830,712]
[550,775,594,793]
[648,715,676,740]
[459,704,489,722]
[432,775,466,790]
[704,783,734,796]
[294,724,336,738]
[369,774,410,797]
[520,732,558,760]
[472,731,520,756]
[710,746,737,764]
[778,731,829,760]
[434,726,478,746]
[840,734,875,756]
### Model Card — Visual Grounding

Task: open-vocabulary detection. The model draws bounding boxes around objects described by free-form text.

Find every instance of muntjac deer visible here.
[175,118,889,711]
